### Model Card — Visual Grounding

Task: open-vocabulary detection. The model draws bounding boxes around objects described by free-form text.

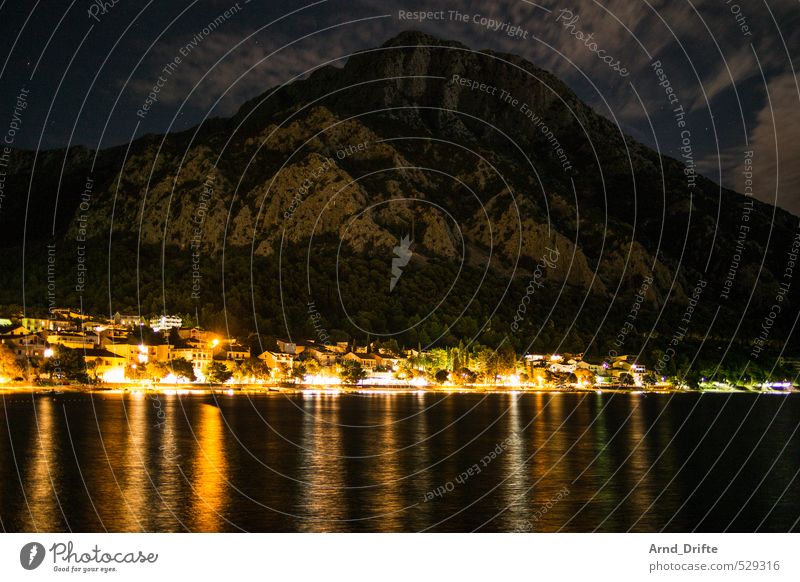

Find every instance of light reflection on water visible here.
[0,391,798,532]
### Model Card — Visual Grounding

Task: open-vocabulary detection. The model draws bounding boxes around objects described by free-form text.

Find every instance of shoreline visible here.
[0,383,796,396]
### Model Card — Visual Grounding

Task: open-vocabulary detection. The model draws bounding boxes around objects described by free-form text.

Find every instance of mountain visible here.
[1,31,797,366]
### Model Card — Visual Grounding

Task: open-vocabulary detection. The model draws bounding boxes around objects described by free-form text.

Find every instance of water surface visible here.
[1,391,797,532]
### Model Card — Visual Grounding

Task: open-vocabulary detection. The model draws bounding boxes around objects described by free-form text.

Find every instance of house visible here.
[105,342,169,366]
[329,341,350,354]
[99,328,131,346]
[258,350,295,370]
[342,352,378,372]
[303,345,338,366]
[612,356,646,374]
[51,308,90,321]
[81,349,127,383]
[523,354,548,367]
[21,317,76,332]
[372,353,404,370]
[177,328,218,343]
[0,324,30,336]
[577,360,606,374]
[222,344,250,361]
[150,315,182,332]
[80,320,108,332]
[549,360,577,374]
[45,332,98,350]
[113,312,143,327]
[169,347,213,371]
[0,334,48,360]
[276,339,306,355]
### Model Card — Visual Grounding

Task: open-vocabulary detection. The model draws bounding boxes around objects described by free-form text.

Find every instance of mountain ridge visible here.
[0,31,796,358]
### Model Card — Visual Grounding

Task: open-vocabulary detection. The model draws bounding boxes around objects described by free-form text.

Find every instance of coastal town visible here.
[0,308,795,392]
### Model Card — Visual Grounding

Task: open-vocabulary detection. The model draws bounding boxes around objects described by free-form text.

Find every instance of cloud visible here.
[128,10,392,116]
[747,73,800,215]
[130,32,329,115]
[121,0,800,215]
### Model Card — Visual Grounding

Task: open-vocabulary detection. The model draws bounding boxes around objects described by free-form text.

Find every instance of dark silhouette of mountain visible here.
[1,31,796,362]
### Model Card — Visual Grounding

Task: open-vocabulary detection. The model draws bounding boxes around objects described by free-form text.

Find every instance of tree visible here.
[42,345,88,383]
[0,344,24,381]
[573,368,593,385]
[434,369,449,384]
[453,367,477,385]
[205,361,233,384]
[169,357,196,382]
[236,358,271,382]
[148,361,170,382]
[277,362,291,381]
[290,362,307,383]
[303,358,321,375]
[530,367,549,387]
[684,370,702,390]
[85,359,101,383]
[476,347,498,382]
[339,360,366,385]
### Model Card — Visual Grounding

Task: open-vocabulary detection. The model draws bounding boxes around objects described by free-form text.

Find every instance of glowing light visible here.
[210,339,219,348]
[43,348,54,358]
[160,373,193,384]
[101,367,126,383]
[303,374,342,385]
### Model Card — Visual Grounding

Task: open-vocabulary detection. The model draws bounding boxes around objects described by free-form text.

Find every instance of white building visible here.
[150,315,182,332]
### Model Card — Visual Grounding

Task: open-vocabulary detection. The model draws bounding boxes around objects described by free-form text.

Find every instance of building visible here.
[610,356,646,385]
[98,328,131,346]
[82,349,127,383]
[45,332,98,350]
[177,328,218,343]
[0,333,48,360]
[21,317,76,332]
[51,308,90,321]
[150,315,182,332]
[303,345,339,366]
[372,353,404,370]
[549,359,578,374]
[342,352,378,372]
[222,344,251,361]
[577,360,606,374]
[169,346,213,372]
[0,324,30,336]
[105,342,169,366]
[329,341,351,354]
[113,312,143,327]
[258,350,295,370]
[276,339,308,355]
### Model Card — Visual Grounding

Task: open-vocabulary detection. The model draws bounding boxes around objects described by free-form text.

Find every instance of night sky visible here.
[1,0,798,213]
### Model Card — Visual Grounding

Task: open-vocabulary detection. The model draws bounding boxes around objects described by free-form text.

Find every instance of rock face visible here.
[2,31,797,328]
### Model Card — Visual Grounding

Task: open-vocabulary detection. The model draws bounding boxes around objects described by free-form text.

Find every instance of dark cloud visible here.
[1,0,798,213]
